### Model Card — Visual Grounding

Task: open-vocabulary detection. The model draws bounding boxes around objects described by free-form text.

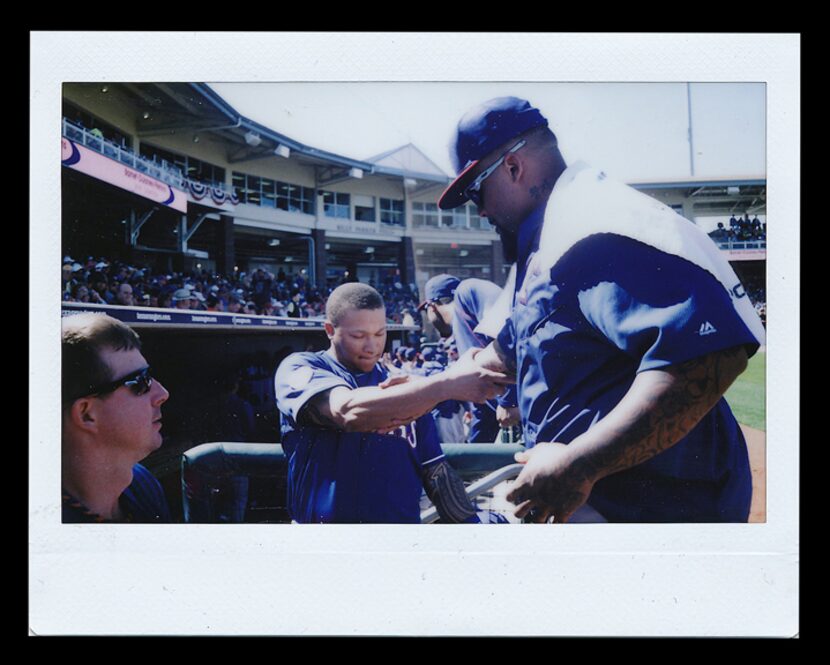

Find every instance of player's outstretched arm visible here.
[507,344,749,522]
[301,353,513,433]
[474,340,516,376]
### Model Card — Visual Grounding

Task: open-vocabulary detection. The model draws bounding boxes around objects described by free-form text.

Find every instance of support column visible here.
[217,214,235,277]
[682,200,696,225]
[399,236,416,290]
[311,228,327,289]
[490,238,505,286]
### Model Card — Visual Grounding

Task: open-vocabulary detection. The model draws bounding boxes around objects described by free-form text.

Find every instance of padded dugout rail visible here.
[181,442,525,523]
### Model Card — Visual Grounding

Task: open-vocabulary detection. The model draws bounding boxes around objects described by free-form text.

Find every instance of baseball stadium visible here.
[58,82,766,525]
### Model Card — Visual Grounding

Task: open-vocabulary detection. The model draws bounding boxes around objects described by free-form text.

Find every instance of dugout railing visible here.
[181,442,525,524]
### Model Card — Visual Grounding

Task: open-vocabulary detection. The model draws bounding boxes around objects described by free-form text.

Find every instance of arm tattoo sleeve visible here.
[573,345,749,481]
[422,459,477,523]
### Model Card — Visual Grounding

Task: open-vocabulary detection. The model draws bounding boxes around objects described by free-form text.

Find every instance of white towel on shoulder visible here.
[536,162,766,345]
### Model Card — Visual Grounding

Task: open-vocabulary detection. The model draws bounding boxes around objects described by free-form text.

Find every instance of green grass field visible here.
[724,349,766,431]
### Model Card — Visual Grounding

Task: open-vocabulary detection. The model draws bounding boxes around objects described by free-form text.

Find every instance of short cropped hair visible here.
[62,313,142,406]
[325,283,385,327]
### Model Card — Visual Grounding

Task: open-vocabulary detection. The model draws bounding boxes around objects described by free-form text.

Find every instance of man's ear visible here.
[504,153,524,182]
[323,321,335,339]
[68,398,98,433]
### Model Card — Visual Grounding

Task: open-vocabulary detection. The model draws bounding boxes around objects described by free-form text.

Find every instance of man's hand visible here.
[496,405,521,427]
[440,348,513,403]
[506,443,597,523]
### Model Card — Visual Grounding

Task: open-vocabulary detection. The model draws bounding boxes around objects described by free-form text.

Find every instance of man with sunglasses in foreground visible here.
[438,97,766,523]
[62,313,171,523]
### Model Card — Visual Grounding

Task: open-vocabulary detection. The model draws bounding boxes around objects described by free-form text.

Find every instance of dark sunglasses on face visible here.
[85,366,154,398]
[429,296,454,307]
[462,138,527,207]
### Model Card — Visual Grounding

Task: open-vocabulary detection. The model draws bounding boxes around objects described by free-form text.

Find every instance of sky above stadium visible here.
[208,81,766,187]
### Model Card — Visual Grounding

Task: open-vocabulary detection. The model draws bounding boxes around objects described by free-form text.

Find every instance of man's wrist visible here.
[425,371,453,402]
[563,437,612,484]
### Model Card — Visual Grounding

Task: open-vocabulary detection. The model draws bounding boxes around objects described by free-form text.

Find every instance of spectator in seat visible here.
[116,283,135,307]
[172,288,192,310]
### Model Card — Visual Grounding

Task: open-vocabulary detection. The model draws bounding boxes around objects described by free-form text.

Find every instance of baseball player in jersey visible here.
[418,346,467,444]
[438,96,766,522]
[274,282,511,523]
[418,274,520,442]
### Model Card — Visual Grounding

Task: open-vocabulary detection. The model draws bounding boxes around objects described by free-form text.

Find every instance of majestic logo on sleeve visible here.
[698,321,718,336]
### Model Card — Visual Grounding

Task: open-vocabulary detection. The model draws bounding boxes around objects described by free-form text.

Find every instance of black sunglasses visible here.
[85,366,154,398]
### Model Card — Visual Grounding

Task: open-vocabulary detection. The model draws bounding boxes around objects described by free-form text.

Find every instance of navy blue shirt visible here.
[62,463,171,523]
[275,351,445,523]
[421,360,465,419]
[451,279,518,443]
[498,222,760,522]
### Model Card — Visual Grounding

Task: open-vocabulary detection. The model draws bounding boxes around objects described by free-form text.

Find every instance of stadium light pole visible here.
[687,82,696,177]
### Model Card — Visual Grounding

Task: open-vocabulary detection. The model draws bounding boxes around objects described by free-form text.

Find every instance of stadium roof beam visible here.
[121,83,167,110]
[227,147,280,164]
[183,212,220,244]
[317,166,371,187]
[405,180,445,197]
[137,117,244,137]
[129,207,159,246]
[156,83,218,117]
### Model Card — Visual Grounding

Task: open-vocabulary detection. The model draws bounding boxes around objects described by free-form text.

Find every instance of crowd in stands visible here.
[61,255,421,323]
[708,214,766,243]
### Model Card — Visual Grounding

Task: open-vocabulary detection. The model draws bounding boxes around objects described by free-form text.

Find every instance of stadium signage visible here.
[61,138,187,213]
[725,248,766,261]
[62,303,326,330]
[318,218,400,237]
[61,303,419,332]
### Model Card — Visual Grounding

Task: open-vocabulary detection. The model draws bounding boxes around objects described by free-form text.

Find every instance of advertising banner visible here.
[61,138,188,213]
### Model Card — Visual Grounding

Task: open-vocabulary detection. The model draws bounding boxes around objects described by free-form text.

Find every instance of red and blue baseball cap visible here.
[417,274,461,311]
[438,96,549,210]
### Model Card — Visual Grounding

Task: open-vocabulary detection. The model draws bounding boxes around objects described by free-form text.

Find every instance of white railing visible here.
[63,119,186,190]
[714,239,767,250]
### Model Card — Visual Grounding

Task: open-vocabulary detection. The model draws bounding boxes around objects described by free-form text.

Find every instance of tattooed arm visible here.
[506,345,750,522]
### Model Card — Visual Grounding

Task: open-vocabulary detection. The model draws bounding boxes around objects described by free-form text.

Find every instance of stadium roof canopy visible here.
[632,178,766,216]
[68,82,766,216]
[112,82,449,186]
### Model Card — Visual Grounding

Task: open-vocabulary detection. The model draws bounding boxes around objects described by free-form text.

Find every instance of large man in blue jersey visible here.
[437,97,766,523]
[274,282,512,523]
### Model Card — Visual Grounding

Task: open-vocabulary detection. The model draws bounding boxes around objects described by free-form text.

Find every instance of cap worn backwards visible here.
[438,96,548,210]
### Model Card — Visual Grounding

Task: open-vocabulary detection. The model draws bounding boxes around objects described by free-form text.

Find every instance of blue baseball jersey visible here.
[421,360,465,418]
[62,463,171,523]
[275,351,445,523]
[451,279,518,442]
[452,279,503,355]
[498,225,760,522]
